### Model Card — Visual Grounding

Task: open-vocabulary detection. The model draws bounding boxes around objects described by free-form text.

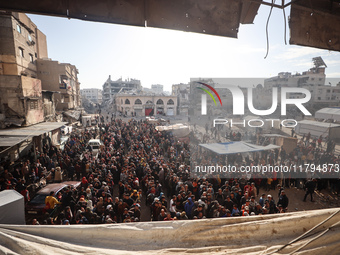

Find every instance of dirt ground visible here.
[276,186,340,212]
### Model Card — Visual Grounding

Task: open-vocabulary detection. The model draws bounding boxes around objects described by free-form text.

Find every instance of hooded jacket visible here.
[184,197,194,218]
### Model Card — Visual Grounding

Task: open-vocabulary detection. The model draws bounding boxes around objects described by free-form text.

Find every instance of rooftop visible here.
[116,89,173,97]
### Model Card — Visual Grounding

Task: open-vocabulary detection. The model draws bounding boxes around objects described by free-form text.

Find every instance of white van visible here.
[87,139,103,157]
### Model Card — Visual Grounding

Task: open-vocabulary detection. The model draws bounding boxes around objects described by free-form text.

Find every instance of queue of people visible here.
[0,113,339,225]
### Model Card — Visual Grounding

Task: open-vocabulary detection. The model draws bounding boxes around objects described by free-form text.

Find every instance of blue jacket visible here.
[184,198,194,218]
[231,208,240,216]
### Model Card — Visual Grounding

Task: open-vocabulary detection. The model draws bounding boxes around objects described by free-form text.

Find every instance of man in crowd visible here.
[303,179,317,202]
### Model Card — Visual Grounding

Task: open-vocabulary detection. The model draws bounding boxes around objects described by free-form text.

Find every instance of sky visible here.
[27,5,340,92]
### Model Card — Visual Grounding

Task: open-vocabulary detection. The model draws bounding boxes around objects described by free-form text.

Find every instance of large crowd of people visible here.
[0,113,340,225]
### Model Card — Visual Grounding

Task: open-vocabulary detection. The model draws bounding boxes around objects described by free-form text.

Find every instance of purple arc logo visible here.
[196,82,222,115]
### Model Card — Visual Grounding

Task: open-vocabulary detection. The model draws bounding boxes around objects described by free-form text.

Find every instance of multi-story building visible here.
[102,76,142,102]
[0,12,47,127]
[115,91,177,117]
[263,57,340,104]
[151,84,164,94]
[0,12,48,77]
[36,59,81,111]
[172,83,190,115]
[144,84,164,94]
[257,57,340,114]
[0,75,44,127]
[81,88,102,104]
[264,69,325,89]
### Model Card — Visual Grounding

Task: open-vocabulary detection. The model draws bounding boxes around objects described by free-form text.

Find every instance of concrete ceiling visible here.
[0,0,261,38]
[1,0,339,51]
[290,0,340,51]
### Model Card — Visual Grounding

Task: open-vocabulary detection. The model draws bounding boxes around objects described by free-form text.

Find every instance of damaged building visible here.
[36,58,81,112]
[0,75,44,128]
[0,11,82,127]
[0,12,47,127]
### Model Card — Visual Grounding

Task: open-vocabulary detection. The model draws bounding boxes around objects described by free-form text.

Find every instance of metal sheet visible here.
[0,122,68,137]
[0,0,260,38]
[240,0,261,24]
[0,0,145,26]
[199,141,280,155]
[0,136,28,148]
[146,0,241,37]
[0,0,65,17]
[290,2,340,51]
[67,0,145,26]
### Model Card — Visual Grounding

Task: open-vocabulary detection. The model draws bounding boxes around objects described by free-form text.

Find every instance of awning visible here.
[294,120,340,139]
[261,134,295,138]
[0,122,68,154]
[315,107,340,122]
[0,122,68,138]
[297,120,340,128]
[199,141,280,155]
[261,134,284,137]
[0,136,29,148]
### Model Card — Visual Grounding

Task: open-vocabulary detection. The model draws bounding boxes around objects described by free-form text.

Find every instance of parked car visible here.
[25,181,80,216]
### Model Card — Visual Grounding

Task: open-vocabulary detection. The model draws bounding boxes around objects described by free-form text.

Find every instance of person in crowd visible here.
[169,195,177,217]
[267,195,278,214]
[303,179,317,202]
[45,191,61,213]
[54,167,63,183]
[277,190,289,212]
[259,193,266,207]
[184,197,195,219]
[31,218,39,225]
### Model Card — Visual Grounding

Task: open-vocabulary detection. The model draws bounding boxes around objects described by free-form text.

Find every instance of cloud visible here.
[274,47,328,61]
[294,61,313,67]
[326,73,340,77]
[325,59,340,66]
[236,45,266,54]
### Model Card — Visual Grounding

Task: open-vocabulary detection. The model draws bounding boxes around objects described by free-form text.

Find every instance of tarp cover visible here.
[0,208,340,254]
[199,141,280,155]
[0,190,25,225]
[295,120,340,138]
[315,107,340,122]
[0,121,68,137]
[155,123,189,131]
[155,124,190,137]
